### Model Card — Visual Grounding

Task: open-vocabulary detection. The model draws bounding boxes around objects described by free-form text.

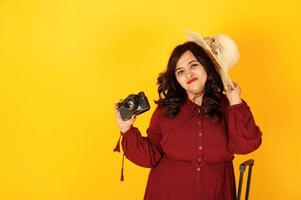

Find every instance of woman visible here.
[114,40,262,200]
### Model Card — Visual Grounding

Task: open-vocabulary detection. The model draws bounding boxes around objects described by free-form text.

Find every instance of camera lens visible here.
[123,99,137,111]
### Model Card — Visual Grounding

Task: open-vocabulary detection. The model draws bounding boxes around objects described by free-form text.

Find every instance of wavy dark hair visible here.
[155,41,226,123]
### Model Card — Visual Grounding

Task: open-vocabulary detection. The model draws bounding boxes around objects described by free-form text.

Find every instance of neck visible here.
[188,93,203,106]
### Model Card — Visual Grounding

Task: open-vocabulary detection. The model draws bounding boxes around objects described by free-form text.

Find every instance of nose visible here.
[186,71,194,79]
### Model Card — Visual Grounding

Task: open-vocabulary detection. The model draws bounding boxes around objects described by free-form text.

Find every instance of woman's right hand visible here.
[114,103,136,133]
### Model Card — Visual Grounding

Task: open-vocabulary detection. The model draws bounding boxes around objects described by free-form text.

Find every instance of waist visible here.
[162,154,234,166]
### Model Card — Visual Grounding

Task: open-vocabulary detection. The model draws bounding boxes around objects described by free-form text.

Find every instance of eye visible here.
[191,63,198,68]
[177,70,184,75]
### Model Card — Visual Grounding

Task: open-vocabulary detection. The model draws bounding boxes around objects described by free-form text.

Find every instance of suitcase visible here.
[236,159,254,200]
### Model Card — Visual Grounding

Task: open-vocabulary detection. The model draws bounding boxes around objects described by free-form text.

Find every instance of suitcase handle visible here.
[236,159,254,200]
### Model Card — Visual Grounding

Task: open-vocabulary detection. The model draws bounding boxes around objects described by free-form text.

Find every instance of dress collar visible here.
[180,97,202,118]
[179,95,228,119]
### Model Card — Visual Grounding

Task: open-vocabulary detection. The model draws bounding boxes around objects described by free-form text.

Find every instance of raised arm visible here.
[225,99,262,154]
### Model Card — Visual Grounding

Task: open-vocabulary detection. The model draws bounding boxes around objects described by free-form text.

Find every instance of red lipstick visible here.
[187,77,198,84]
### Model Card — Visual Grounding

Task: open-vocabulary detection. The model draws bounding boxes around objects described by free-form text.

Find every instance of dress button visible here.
[197,167,201,171]
[198,121,202,125]
[198,132,202,136]
[198,157,202,162]
[198,146,203,150]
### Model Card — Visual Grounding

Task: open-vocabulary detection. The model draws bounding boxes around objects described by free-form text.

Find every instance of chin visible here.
[189,86,204,94]
[187,89,203,96]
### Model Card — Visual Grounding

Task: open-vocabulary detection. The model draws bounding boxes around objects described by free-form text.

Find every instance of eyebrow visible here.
[175,60,199,71]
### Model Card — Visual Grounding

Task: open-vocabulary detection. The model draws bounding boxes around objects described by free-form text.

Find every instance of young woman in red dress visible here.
[114,37,262,200]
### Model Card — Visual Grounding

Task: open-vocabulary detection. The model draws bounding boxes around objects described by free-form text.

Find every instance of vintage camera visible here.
[117,91,150,121]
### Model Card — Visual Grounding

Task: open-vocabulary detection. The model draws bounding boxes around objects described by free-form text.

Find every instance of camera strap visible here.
[113,134,125,181]
[113,134,122,152]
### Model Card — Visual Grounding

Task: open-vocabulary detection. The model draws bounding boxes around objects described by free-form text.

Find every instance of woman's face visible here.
[175,50,207,98]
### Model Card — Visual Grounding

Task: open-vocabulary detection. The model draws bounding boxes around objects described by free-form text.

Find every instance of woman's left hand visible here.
[225,81,242,105]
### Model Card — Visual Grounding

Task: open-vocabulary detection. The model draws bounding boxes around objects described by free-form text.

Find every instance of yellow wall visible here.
[1,0,300,199]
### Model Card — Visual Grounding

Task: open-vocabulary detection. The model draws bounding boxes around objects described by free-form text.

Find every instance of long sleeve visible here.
[225,99,262,154]
[120,107,163,168]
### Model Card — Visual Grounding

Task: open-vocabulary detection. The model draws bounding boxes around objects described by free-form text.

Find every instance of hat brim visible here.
[185,29,235,90]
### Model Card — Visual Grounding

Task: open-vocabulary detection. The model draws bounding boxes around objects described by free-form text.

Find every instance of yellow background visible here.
[1,0,301,199]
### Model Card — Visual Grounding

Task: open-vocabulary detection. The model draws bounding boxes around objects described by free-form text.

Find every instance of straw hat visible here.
[185,29,240,91]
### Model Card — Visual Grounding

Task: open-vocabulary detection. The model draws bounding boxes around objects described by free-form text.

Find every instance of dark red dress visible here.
[115,96,262,200]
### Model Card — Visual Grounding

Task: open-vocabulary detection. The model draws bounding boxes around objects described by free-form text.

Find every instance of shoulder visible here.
[150,105,178,129]
[151,105,167,120]
[147,105,168,131]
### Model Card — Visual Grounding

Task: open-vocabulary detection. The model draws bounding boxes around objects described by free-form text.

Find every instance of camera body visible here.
[117,91,150,121]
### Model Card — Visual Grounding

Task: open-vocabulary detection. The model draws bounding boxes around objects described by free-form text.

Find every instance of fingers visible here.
[231,82,241,92]
[224,82,241,99]
[115,99,123,108]
[225,85,232,91]
[115,110,121,122]
[114,104,122,121]
[232,81,240,88]
[224,81,239,92]
[224,84,233,93]
[114,106,136,122]
[114,98,137,124]
[114,99,123,112]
